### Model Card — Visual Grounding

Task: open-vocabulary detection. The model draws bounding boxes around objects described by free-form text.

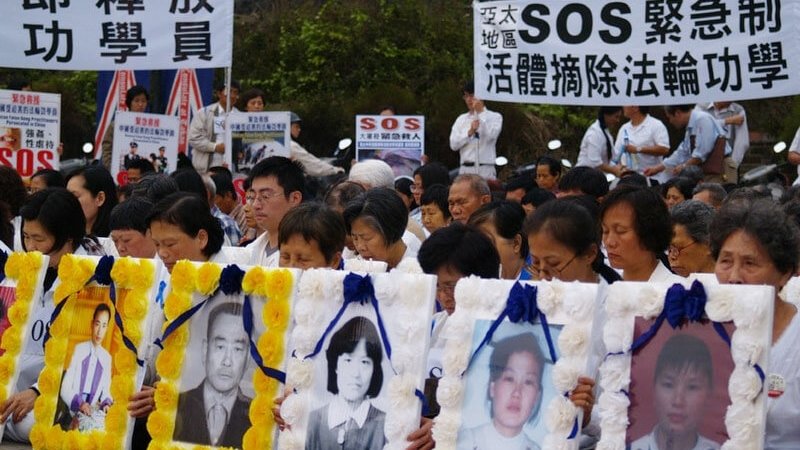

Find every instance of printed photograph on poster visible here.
[226,111,291,174]
[0,89,60,178]
[306,306,392,450]
[54,296,116,432]
[627,319,735,449]
[355,115,425,178]
[457,320,559,450]
[171,295,257,448]
[112,111,179,185]
[0,285,16,357]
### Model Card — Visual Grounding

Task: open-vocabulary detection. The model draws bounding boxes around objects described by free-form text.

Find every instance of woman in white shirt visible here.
[576,107,623,176]
[613,106,671,183]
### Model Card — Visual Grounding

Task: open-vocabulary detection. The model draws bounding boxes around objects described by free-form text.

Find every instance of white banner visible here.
[0,1,233,70]
[474,0,799,105]
[355,115,425,178]
[225,111,291,175]
[0,89,60,178]
[111,112,179,185]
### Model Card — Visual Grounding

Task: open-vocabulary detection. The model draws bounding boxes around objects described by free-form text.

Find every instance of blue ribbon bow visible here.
[220,264,245,296]
[243,294,286,383]
[664,280,707,328]
[467,282,558,371]
[305,273,393,363]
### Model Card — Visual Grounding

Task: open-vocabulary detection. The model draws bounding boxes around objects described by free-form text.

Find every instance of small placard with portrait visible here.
[30,255,160,449]
[431,277,599,449]
[597,280,775,450]
[280,269,437,450]
[148,262,299,450]
[0,251,50,443]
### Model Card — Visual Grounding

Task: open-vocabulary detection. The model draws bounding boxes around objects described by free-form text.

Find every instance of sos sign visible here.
[358,115,422,132]
[0,147,56,177]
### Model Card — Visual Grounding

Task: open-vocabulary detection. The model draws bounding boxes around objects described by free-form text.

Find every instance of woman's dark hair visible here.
[326,316,383,398]
[413,162,451,189]
[20,188,86,254]
[662,176,696,203]
[324,180,366,212]
[418,222,500,279]
[342,188,408,245]
[557,167,608,199]
[146,192,224,258]
[654,334,712,388]
[124,85,149,109]
[535,155,561,177]
[600,185,672,255]
[521,188,556,209]
[670,200,714,245]
[420,184,450,220]
[488,332,545,421]
[710,199,800,275]
[238,88,265,111]
[30,168,65,190]
[171,169,208,203]
[110,196,154,234]
[65,166,118,237]
[524,198,620,284]
[130,173,180,204]
[468,200,529,259]
[394,176,415,210]
[0,166,26,216]
[599,106,623,160]
[278,202,346,264]
[0,201,13,249]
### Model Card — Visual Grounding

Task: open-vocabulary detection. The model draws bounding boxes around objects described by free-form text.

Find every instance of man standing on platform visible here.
[449,80,503,180]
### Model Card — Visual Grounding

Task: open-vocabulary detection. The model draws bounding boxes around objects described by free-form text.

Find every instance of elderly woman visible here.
[710,199,800,447]
[668,200,715,277]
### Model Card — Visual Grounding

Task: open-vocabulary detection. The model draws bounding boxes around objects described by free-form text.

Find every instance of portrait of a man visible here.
[173,302,252,447]
[57,303,113,431]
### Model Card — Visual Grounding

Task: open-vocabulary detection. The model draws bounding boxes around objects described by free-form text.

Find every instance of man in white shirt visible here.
[188,80,240,173]
[59,303,113,431]
[699,102,749,183]
[245,156,304,267]
[449,81,503,180]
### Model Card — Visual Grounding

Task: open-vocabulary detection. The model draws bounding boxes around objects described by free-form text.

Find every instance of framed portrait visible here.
[431,277,598,449]
[0,251,49,442]
[597,280,775,449]
[280,269,437,449]
[148,261,299,450]
[29,255,160,449]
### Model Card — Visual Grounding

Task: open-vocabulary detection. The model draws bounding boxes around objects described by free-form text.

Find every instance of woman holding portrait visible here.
[710,199,800,447]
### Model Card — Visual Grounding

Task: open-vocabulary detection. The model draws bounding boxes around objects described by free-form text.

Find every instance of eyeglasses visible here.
[528,254,577,280]
[251,189,284,204]
[668,241,697,257]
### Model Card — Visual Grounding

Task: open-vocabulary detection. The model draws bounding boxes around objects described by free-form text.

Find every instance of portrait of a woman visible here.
[306,316,386,450]
[630,333,720,450]
[458,332,545,450]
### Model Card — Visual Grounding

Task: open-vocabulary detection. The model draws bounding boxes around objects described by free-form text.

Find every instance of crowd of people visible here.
[0,80,797,450]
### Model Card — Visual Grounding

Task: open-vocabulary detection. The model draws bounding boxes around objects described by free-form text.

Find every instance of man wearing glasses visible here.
[245,156,305,266]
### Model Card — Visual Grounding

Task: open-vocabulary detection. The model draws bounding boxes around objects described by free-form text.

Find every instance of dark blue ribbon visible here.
[155,288,218,349]
[467,283,558,371]
[0,250,8,283]
[243,294,286,383]
[220,264,245,296]
[304,273,393,363]
[414,388,429,417]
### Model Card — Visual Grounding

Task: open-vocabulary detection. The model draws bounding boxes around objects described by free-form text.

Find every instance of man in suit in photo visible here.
[173,302,252,447]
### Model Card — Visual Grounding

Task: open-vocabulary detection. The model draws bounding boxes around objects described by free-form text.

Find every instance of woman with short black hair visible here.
[468,200,529,280]
[343,187,411,270]
[65,166,118,237]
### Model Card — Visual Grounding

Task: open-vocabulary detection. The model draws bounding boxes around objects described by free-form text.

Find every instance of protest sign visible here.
[111,111,179,185]
[0,89,59,177]
[355,115,425,178]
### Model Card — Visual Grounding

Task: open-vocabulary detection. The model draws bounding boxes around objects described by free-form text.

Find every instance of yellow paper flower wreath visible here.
[0,252,44,406]
[29,255,156,450]
[150,263,293,450]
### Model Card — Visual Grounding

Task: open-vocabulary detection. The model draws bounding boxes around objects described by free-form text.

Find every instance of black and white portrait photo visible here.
[305,312,389,450]
[172,300,255,448]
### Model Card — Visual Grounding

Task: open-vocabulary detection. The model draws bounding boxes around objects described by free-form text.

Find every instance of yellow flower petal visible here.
[147,410,174,440]
[265,269,293,300]
[196,262,222,295]
[242,267,267,295]
[170,261,198,294]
